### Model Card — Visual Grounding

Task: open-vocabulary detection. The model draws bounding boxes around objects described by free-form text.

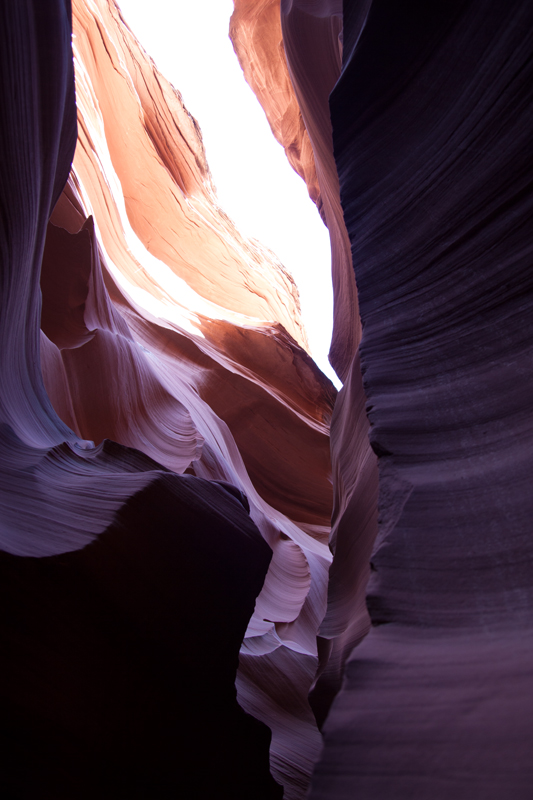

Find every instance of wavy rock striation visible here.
[235,0,533,795]
[232,0,379,728]
[307,0,533,797]
[0,0,338,797]
[8,0,529,796]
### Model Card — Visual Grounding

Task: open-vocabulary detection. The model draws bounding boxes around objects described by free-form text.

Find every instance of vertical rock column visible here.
[0,0,77,447]
[310,0,533,797]
[279,0,379,721]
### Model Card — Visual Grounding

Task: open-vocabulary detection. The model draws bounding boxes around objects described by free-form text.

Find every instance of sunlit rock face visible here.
[0,0,338,797]
[229,0,321,211]
[232,0,361,381]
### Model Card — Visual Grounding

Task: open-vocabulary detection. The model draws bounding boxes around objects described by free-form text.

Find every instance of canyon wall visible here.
[231,0,379,728]
[235,0,533,797]
[307,0,533,797]
[3,0,531,797]
[0,0,338,796]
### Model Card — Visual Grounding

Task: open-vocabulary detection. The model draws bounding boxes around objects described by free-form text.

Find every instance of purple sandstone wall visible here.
[310,1,533,797]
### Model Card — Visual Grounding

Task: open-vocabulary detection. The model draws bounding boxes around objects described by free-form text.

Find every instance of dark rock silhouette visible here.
[0,470,281,798]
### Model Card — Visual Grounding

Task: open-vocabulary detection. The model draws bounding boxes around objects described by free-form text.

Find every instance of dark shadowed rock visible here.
[0,471,282,799]
[309,0,533,796]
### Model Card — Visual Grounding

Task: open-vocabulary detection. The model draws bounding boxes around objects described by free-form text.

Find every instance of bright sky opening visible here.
[116,0,340,387]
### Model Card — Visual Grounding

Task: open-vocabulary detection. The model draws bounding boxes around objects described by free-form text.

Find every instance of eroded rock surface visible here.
[236,1,533,796]
[6,0,529,796]
[307,0,533,797]
[0,1,338,797]
[233,0,380,728]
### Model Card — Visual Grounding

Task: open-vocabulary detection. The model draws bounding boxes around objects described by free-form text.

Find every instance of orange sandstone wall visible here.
[36,1,340,797]
[229,0,321,211]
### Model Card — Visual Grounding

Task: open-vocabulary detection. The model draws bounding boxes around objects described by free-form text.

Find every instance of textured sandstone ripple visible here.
[309,0,533,797]
[0,0,340,797]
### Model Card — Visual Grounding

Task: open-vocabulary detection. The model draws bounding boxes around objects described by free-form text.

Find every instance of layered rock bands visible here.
[308,1,533,798]
[234,0,533,797]
[2,0,532,798]
[1,1,334,797]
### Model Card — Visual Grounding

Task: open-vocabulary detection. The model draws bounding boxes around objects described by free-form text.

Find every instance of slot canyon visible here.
[0,1,532,798]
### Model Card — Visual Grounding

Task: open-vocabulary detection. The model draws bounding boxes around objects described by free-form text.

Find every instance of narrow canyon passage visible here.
[1,1,532,799]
